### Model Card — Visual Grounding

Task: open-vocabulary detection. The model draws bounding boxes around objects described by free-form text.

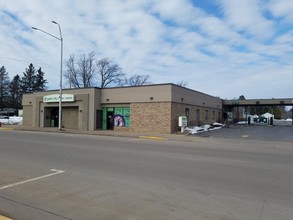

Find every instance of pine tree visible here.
[0,66,10,110]
[21,64,48,93]
[34,67,47,91]
[9,74,22,111]
[21,63,36,93]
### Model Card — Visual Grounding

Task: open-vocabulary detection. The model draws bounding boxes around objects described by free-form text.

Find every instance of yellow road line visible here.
[0,215,13,220]
[139,136,166,140]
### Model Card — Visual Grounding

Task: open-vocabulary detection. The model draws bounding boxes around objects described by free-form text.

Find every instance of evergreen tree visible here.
[34,67,47,91]
[0,66,10,110]
[272,106,282,119]
[21,63,47,93]
[9,74,22,111]
[21,63,36,93]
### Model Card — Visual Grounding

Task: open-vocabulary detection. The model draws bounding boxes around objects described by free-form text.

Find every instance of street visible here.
[0,129,293,220]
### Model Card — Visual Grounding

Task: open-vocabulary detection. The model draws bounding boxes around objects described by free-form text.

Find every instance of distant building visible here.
[261,112,274,119]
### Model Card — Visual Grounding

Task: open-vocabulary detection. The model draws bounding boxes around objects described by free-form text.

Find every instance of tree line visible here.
[0,64,47,112]
[0,52,153,113]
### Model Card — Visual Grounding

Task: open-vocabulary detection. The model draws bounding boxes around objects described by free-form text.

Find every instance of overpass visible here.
[223,98,293,107]
[223,98,293,126]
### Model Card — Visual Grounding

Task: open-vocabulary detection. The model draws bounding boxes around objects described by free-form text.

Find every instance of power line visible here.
[0,56,60,69]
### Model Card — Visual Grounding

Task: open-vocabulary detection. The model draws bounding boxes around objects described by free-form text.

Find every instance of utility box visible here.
[178,116,187,127]
[179,116,187,133]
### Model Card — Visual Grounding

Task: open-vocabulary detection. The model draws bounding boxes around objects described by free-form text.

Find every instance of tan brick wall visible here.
[129,102,222,134]
[171,103,222,133]
[130,102,172,133]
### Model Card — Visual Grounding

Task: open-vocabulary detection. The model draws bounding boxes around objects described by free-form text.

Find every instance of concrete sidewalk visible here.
[1,125,201,142]
[3,124,292,143]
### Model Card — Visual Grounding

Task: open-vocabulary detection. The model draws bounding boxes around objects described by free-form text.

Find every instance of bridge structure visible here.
[223,98,293,126]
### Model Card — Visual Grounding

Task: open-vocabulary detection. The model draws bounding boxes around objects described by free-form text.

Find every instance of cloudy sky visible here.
[1,0,293,99]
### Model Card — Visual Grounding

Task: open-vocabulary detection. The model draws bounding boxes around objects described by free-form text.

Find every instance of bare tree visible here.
[176,80,188,87]
[65,54,79,88]
[78,51,96,87]
[125,74,151,86]
[65,51,96,88]
[96,58,124,88]
[65,52,126,88]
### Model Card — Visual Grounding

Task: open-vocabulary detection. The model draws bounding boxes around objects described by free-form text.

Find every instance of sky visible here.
[0,0,293,99]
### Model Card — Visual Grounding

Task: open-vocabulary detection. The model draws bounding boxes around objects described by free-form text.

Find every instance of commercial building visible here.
[22,83,223,133]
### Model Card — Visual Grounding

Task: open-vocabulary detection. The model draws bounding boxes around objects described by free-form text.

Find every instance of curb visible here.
[0,215,13,220]
[10,126,204,142]
[0,127,14,130]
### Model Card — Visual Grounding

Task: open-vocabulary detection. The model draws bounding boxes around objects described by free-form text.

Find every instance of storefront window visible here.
[205,110,209,121]
[102,107,130,129]
[196,109,200,120]
[114,107,130,127]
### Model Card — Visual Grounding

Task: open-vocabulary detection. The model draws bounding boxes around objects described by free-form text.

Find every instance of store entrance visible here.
[50,108,59,127]
[106,111,114,130]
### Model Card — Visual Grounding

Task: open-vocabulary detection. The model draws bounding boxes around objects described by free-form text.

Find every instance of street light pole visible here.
[52,21,63,131]
[32,21,63,130]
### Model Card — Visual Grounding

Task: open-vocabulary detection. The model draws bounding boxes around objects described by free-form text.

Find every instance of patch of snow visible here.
[0,116,23,125]
[236,121,248,125]
[185,122,224,135]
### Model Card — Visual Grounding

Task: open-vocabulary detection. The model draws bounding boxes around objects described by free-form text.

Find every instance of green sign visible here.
[43,94,74,103]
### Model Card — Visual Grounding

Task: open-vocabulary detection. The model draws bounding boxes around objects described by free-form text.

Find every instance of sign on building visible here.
[43,94,75,103]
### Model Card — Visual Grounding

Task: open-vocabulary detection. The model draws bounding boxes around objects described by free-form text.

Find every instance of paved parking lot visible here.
[202,125,293,142]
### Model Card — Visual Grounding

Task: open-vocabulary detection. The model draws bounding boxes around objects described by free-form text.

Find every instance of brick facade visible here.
[171,102,222,132]
[130,102,172,133]
[130,102,222,134]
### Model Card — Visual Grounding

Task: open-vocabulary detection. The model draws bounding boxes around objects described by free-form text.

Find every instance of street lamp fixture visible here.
[32,21,63,130]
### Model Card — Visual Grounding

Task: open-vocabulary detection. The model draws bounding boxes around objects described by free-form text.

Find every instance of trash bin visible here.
[270,117,274,125]
[51,119,55,127]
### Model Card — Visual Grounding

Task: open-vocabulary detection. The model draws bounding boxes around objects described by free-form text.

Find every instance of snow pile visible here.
[186,122,224,135]
[236,121,248,125]
[0,116,23,125]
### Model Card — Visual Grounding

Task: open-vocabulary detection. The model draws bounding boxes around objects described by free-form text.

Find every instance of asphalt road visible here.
[0,129,293,220]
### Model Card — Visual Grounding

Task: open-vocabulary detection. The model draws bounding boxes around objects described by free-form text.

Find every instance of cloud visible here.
[217,0,275,39]
[267,0,293,22]
[0,0,292,99]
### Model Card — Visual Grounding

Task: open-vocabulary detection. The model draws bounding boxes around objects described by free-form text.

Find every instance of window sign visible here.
[114,108,125,126]
[113,107,130,127]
